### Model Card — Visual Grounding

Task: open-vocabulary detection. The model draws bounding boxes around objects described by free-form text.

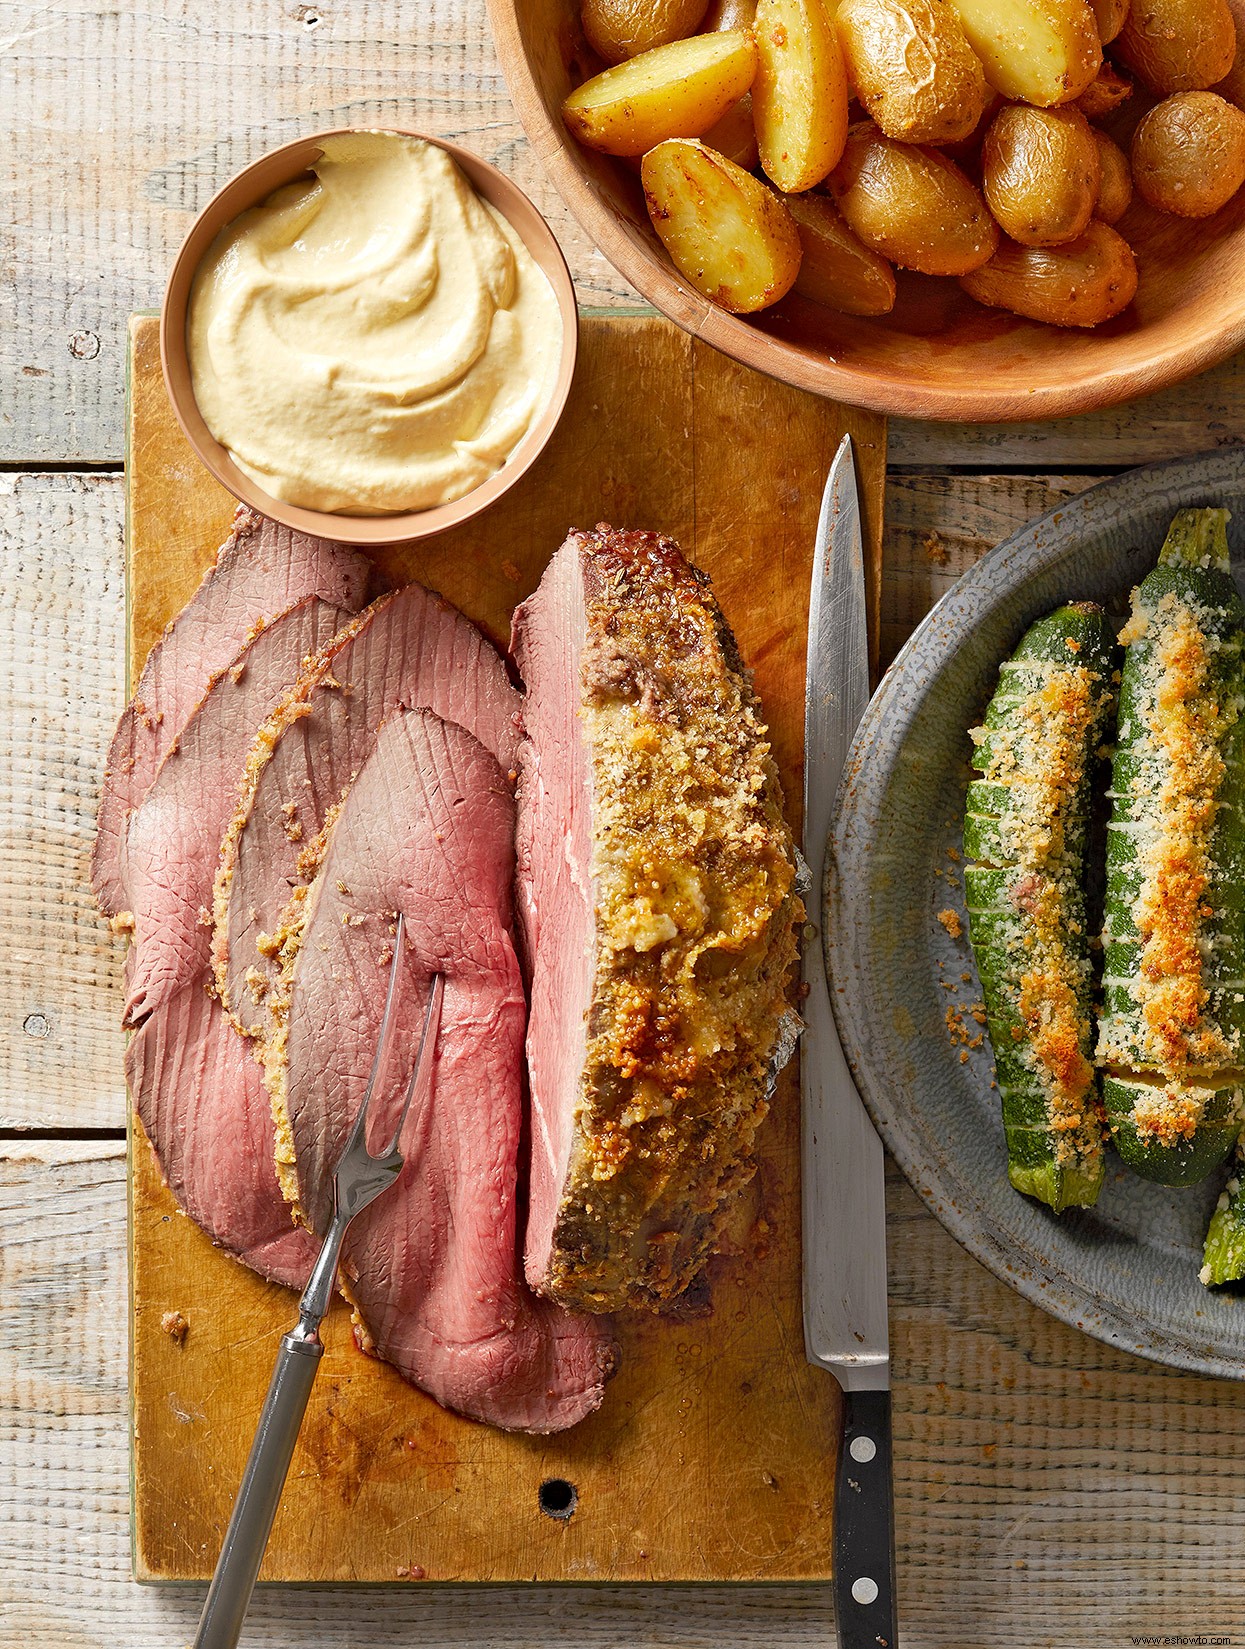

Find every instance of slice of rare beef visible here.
[212,582,521,1040]
[93,506,369,916]
[269,707,614,1433]
[127,976,318,1289]
[118,596,352,1028]
[512,526,802,1315]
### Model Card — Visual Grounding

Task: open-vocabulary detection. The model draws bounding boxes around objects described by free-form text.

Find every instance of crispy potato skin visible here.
[829,120,999,273]
[1089,0,1129,44]
[563,30,758,156]
[960,220,1138,324]
[1093,129,1134,223]
[703,0,757,25]
[944,0,1101,106]
[982,104,1101,245]
[1114,0,1237,94]
[1132,89,1245,215]
[582,0,711,62]
[1076,61,1134,118]
[784,190,898,312]
[836,0,989,145]
[642,138,803,310]
[753,0,850,191]
[1212,0,1245,109]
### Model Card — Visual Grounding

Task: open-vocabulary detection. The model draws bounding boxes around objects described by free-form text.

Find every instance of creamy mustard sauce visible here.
[187,131,562,515]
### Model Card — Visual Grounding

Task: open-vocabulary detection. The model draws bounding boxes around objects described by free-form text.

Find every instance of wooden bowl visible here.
[488,0,1245,423]
[161,128,578,546]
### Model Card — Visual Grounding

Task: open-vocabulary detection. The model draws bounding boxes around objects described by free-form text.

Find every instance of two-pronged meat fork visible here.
[193,913,443,1649]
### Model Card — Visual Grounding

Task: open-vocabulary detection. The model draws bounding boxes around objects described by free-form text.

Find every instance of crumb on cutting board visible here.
[161,1309,189,1345]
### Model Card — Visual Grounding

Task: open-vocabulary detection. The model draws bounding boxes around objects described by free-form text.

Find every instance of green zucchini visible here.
[1097,508,1245,1190]
[964,602,1119,1213]
[1202,1159,1245,1286]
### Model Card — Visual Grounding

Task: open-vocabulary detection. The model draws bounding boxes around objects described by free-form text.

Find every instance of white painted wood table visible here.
[4,4,1245,1645]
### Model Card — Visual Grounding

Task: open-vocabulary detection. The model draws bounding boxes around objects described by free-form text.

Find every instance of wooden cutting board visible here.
[126,311,887,1584]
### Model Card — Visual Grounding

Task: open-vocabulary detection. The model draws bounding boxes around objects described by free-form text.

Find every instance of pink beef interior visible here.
[510,538,595,1295]
[284,708,612,1433]
[118,596,350,1028]
[93,508,368,916]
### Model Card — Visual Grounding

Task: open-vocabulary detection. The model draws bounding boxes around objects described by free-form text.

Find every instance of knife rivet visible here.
[849,1435,877,1464]
[851,1577,879,1606]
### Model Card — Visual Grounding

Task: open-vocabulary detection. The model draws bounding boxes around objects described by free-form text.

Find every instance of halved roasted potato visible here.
[1076,60,1134,117]
[1114,0,1236,94]
[582,0,711,63]
[703,0,757,24]
[702,93,761,167]
[944,0,1101,106]
[1132,90,1245,216]
[960,220,1138,325]
[1093,129,1133,223]
[784,190,898,313]
[753,0,850,191]
[982,104,1101,245]
[836,0,989,144]
[563,30,758,156]
[829,121,998,274]
[642,138,803,310]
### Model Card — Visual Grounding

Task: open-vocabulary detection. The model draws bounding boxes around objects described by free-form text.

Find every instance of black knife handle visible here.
[834,1387,898,1649]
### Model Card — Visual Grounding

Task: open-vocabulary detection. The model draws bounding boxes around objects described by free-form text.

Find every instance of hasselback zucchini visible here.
[1097,508,1245,1189]
[964,602,1118,1213]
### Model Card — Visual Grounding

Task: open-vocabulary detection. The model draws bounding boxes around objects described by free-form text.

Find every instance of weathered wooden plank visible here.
[3,0,1245,465]
[5,1139,1245,1646]
[0,468,1117,1130]
[0,473,126,1129]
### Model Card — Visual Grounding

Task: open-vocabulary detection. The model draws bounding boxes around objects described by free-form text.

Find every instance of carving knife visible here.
[801,434,898,1649]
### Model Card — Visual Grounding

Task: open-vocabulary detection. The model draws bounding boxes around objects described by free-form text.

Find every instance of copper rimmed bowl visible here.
[161,127,578,547]
[488,0,1245,424]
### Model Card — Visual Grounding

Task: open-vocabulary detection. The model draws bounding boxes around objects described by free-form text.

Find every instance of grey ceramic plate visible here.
[828,449,1245,1378]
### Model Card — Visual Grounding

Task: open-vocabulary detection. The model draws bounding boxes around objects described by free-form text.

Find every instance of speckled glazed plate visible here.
[828,449,1245,1378]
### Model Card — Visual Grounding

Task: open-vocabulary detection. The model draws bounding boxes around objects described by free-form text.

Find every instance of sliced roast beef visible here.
[212,583,521,1040]
[127,976,318,1288]
[93,507,369,916]
[512,526,802,1314]
[119,596,352,1028]
[268,708,614,1433]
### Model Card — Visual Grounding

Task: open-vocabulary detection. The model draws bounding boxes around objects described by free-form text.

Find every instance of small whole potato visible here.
[829,121,999,274]
[944,0,1101,107]
[703,0,757,25]
[982,104,1101,245]
[562,30,758,156]
[1076,61,1134,119]
[1089,0,1130,44]
[1093,129,1133,223]
[1131,89,1245,216]
[1212,0,1245,108]
[753,0,850,191]
[960,220,1138,325]
[783,190,898,312]
[582,0,711,63]
[1114,0,1237,94]
[642,138,803,310]
[836,0,989,145]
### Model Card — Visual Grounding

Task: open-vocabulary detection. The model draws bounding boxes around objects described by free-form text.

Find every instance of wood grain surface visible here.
[125,314,886,1584]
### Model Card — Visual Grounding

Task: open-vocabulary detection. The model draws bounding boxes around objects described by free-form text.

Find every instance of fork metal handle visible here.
[193,1328,323,1649]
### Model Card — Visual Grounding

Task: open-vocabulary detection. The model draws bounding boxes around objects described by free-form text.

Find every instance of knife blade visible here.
[801,433,898,1649]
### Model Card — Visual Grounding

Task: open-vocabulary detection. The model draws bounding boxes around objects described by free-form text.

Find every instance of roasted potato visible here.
[960,220,1138,324]
[1093,129,1133,222]
[582,0,711,62]
[1131,90,1245,215]
[836,0,989,144]
[982,104,1101,245]
[1218,0,1245,109]
[703,0,757,24]
[1089,0,1129,44]
[702,92,761,166]
[1076,61,1134,118]
[783,190,898,312]
[829,121,999,273]
[563,30,758,156]
[944,0,1100,106]
[1114,0,1237,94]
[753,0,850,191]
[642,138,803,310]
